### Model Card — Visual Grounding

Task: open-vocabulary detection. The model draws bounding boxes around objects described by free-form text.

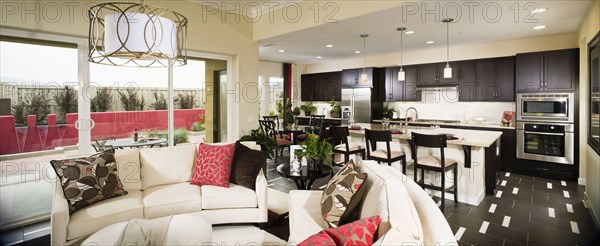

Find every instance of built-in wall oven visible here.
[517,93,574,122]
[517,122,574,165]
[516,93,575,165]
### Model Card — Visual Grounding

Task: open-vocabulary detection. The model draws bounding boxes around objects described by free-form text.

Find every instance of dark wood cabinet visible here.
[382,66,420,102]
[458,60,477,101]
[342,68,373,88]
[300,72,341,101]
[516,48,578,92]
[417,62,458,87]
[475,57,515,102]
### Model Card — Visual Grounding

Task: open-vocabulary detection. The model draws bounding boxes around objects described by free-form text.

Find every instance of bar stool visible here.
[365,129,407,174]
[411,132,458,211]
[330,126,365,165]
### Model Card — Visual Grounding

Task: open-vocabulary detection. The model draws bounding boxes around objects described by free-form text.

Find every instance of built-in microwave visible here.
[517,93,574,123]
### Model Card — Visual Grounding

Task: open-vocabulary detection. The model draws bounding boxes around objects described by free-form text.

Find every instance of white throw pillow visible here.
[140,144,197,190]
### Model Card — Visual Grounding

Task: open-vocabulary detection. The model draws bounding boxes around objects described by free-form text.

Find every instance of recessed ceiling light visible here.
[425,41,435,44]
[354,51,361,54]
[405,31,415,34]
[325,44,334,48]
[278,49,285,53]
[533,25,546,30]
[531,8,547,13]
[316,56,322,59]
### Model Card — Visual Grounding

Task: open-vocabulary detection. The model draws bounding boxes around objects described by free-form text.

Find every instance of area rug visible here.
[211,225,287,245]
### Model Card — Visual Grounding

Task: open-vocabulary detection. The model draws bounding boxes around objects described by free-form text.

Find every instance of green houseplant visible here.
[379,103,395,119]
[300,132,334,172]
[329,99,341,118]
[239,128,277,158]
[300,102,317,116]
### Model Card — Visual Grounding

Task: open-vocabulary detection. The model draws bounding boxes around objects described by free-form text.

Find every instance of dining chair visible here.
[263,115,290,140]
[259,119,290,163]
[93,136,117,152]
[364,129,407,174]
[297,115,325,142]
[411,132,458,212]
[330,126,365,165]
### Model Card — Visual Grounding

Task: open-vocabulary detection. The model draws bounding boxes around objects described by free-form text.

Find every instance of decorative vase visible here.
[307,158,323,172]
[304,111,311,116]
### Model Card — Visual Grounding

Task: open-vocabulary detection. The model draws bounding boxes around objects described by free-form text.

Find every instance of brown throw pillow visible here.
[321,160,368,227]
[50,149,128,214]
[230,141,267,190]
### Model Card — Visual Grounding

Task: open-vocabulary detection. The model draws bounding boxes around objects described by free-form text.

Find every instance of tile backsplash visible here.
[388,89,516,124]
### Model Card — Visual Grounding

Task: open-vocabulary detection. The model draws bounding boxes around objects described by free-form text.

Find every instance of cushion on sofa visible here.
[288,191,330,243]
[355,160,423,242]
[201,183,258,209]
[115,148,142,191]
[67,190,144,241]
[321,160,368,227]
[191,143,236,187]
[300,215,381,246]
[230,141,267,190]
[50,149,128,214]
[142,182,202,219]
[140,144,197,190]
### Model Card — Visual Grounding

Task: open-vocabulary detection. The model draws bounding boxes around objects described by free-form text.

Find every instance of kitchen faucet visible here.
[406,107,419,121]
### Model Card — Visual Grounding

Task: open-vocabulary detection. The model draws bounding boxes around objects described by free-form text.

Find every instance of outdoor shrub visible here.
[118,88,144,111]
[12,91,52,125]
[53,86,78,123]
[176,93,196,109]
[91,87,114,112]
[174,128,189,144]
[191,121,205,132]
[12,101,26,125]
[152,92,168,110]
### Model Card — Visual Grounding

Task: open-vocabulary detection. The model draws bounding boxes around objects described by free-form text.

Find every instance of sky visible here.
[0,41,205,89]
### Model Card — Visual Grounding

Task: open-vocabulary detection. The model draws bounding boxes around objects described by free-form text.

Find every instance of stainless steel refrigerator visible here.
[341,88,371,124]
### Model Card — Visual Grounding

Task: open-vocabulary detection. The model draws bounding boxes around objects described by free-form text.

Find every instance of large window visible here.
[589,31,600,154]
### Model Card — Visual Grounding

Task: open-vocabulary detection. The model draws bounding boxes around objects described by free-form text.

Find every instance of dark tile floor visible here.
[265,155,600,246]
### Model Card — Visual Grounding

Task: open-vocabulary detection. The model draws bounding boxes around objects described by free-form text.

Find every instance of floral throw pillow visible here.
[299,215,381,246]
[50,149,128,214]
[191,143,236,187]
[321,160,368,227]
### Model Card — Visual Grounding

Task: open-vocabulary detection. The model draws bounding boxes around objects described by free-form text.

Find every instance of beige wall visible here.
[577,0,600,228]
[0,0,260,139]
[304,32,578,73]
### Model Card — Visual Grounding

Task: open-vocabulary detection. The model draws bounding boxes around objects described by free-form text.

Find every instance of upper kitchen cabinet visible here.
[342,67,374,88]
[458,60,477,102]
[476,57,515,102]
[516,48,578,92]
[382,66,419,102]
[417,62,458,86]
[300,71,341,101]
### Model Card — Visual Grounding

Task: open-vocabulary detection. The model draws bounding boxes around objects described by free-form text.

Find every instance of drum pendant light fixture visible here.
[442,18,453,78]
[88,0,188,67]
[359,34,369,83]
[397,27,407,81]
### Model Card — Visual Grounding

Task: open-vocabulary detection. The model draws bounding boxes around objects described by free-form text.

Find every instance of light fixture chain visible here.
[446,19,450,66]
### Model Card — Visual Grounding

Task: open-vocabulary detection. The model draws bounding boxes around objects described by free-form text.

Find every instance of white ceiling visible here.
[257,0,593,64]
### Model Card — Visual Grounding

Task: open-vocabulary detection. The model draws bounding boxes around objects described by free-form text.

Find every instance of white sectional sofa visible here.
[288,160,457,245]
[51,142,268,245]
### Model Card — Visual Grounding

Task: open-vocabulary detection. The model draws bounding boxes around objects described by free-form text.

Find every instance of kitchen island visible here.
[346,123,502,205]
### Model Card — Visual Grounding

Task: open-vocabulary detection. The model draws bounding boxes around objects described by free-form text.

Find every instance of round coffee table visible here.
[277,163,331,190]
[82,214,211,245]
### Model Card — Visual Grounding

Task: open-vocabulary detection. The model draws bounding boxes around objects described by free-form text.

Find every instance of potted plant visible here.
[300,132,333,172]
[239,128,277,158]
[379,103,395,119]
[329,99,341,118]
[300,102,317,116]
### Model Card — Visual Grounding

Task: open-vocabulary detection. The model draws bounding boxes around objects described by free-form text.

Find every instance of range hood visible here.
[416,83,458,91]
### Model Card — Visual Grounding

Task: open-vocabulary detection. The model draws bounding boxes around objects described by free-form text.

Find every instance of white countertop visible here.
[348,123,502,148]
[372,119,515,130]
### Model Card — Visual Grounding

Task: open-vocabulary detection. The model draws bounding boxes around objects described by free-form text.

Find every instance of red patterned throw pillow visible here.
[191,143,236,187]
[299,215,381,246]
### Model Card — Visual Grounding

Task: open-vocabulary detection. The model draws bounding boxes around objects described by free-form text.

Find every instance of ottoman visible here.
[81,213,211,245]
